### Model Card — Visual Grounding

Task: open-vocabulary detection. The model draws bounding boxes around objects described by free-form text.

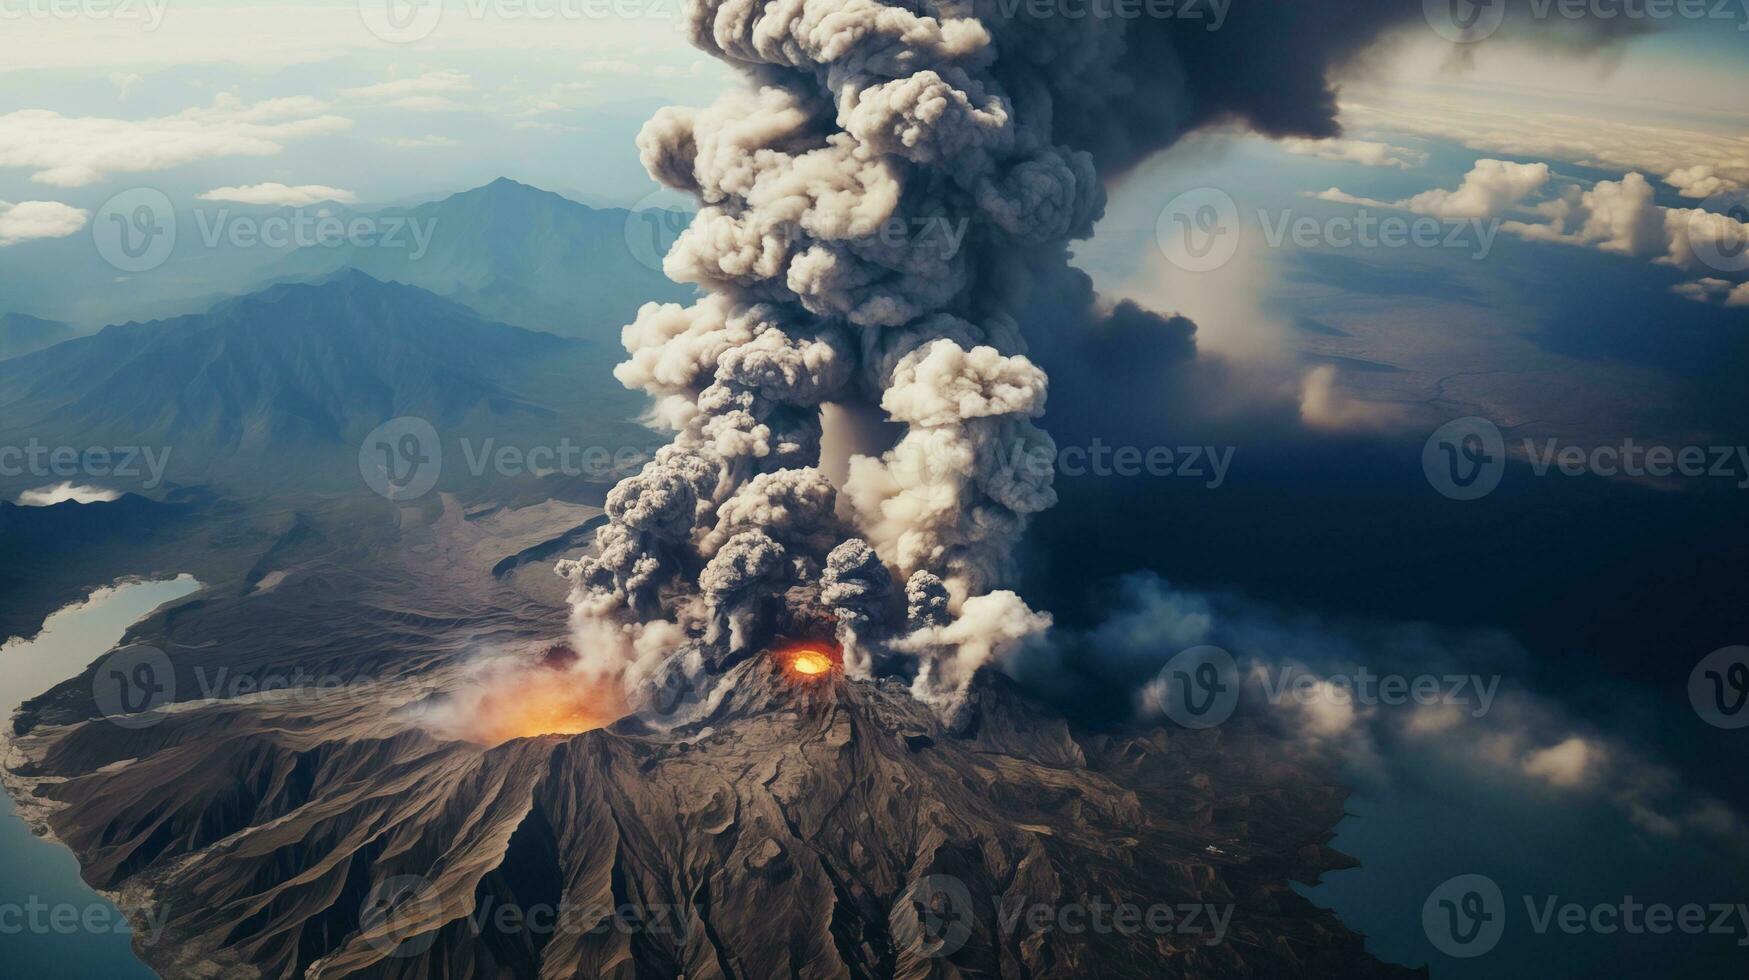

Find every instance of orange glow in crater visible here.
[778,643,840,681]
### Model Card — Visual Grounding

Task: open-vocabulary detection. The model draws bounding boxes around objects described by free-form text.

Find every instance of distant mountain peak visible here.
[0,311,76,360]
[451,176,571,208]
[258,174,693,339]
[215,268,443,318]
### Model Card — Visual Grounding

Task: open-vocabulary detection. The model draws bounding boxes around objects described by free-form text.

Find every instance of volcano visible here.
[6,642,1415,979]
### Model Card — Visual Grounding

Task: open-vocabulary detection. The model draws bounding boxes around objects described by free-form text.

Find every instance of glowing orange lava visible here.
[468,682,621,744]
[777,643,840,681]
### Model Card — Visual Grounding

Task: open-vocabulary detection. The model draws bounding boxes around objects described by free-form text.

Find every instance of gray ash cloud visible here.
[561,0,1644,718]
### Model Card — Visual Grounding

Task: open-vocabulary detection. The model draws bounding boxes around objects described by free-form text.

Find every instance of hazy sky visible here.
[2,0,1745,210]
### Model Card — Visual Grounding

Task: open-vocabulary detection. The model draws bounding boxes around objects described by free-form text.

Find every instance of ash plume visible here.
[561,0,1642,719]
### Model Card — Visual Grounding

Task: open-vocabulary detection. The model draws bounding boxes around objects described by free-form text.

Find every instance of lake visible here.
[0,576,200,980]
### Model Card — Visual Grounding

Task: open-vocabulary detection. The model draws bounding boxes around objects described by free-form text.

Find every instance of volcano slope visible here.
[6,580,1419,980]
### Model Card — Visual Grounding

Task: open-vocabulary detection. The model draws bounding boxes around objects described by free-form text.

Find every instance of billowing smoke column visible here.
[560,0,1116,719]
[560,0,1634,720]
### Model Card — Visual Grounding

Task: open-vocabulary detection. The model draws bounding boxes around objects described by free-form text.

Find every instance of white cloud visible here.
[1108,573,1747,845]
[108,71,143,97]
[17,482,120,505]
[1522,736,1601,789]
[1338,82,1749,198]
[0,94,349,187]
[0,200,89,246]
[1309,187,1391,208]
[0,5,690,75]
[197,182,357,206]
[1502,171,1749,274]
[1508,171,1668,257]
[381,135,460,149]
[1324,160,1749,278]
[1665,204,1749,273]
[1672,277,1749,308]
[1403,160,1551,220]
[1278,137,1428,170]
[1314,159,1550,220]
[341,71,473,112]
[1665,165,1739,200]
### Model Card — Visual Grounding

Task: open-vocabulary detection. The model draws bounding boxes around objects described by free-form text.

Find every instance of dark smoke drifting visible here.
[560,0,1641,719]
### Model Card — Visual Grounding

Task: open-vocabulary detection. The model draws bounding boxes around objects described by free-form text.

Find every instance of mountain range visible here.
[0,271,650,494]
[0,313,75,360]
[266,178,695,337]
[0,178,694,338]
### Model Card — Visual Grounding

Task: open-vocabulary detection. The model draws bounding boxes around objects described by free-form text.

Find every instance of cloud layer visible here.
[0,199,87,245]
[0,95,349,187]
